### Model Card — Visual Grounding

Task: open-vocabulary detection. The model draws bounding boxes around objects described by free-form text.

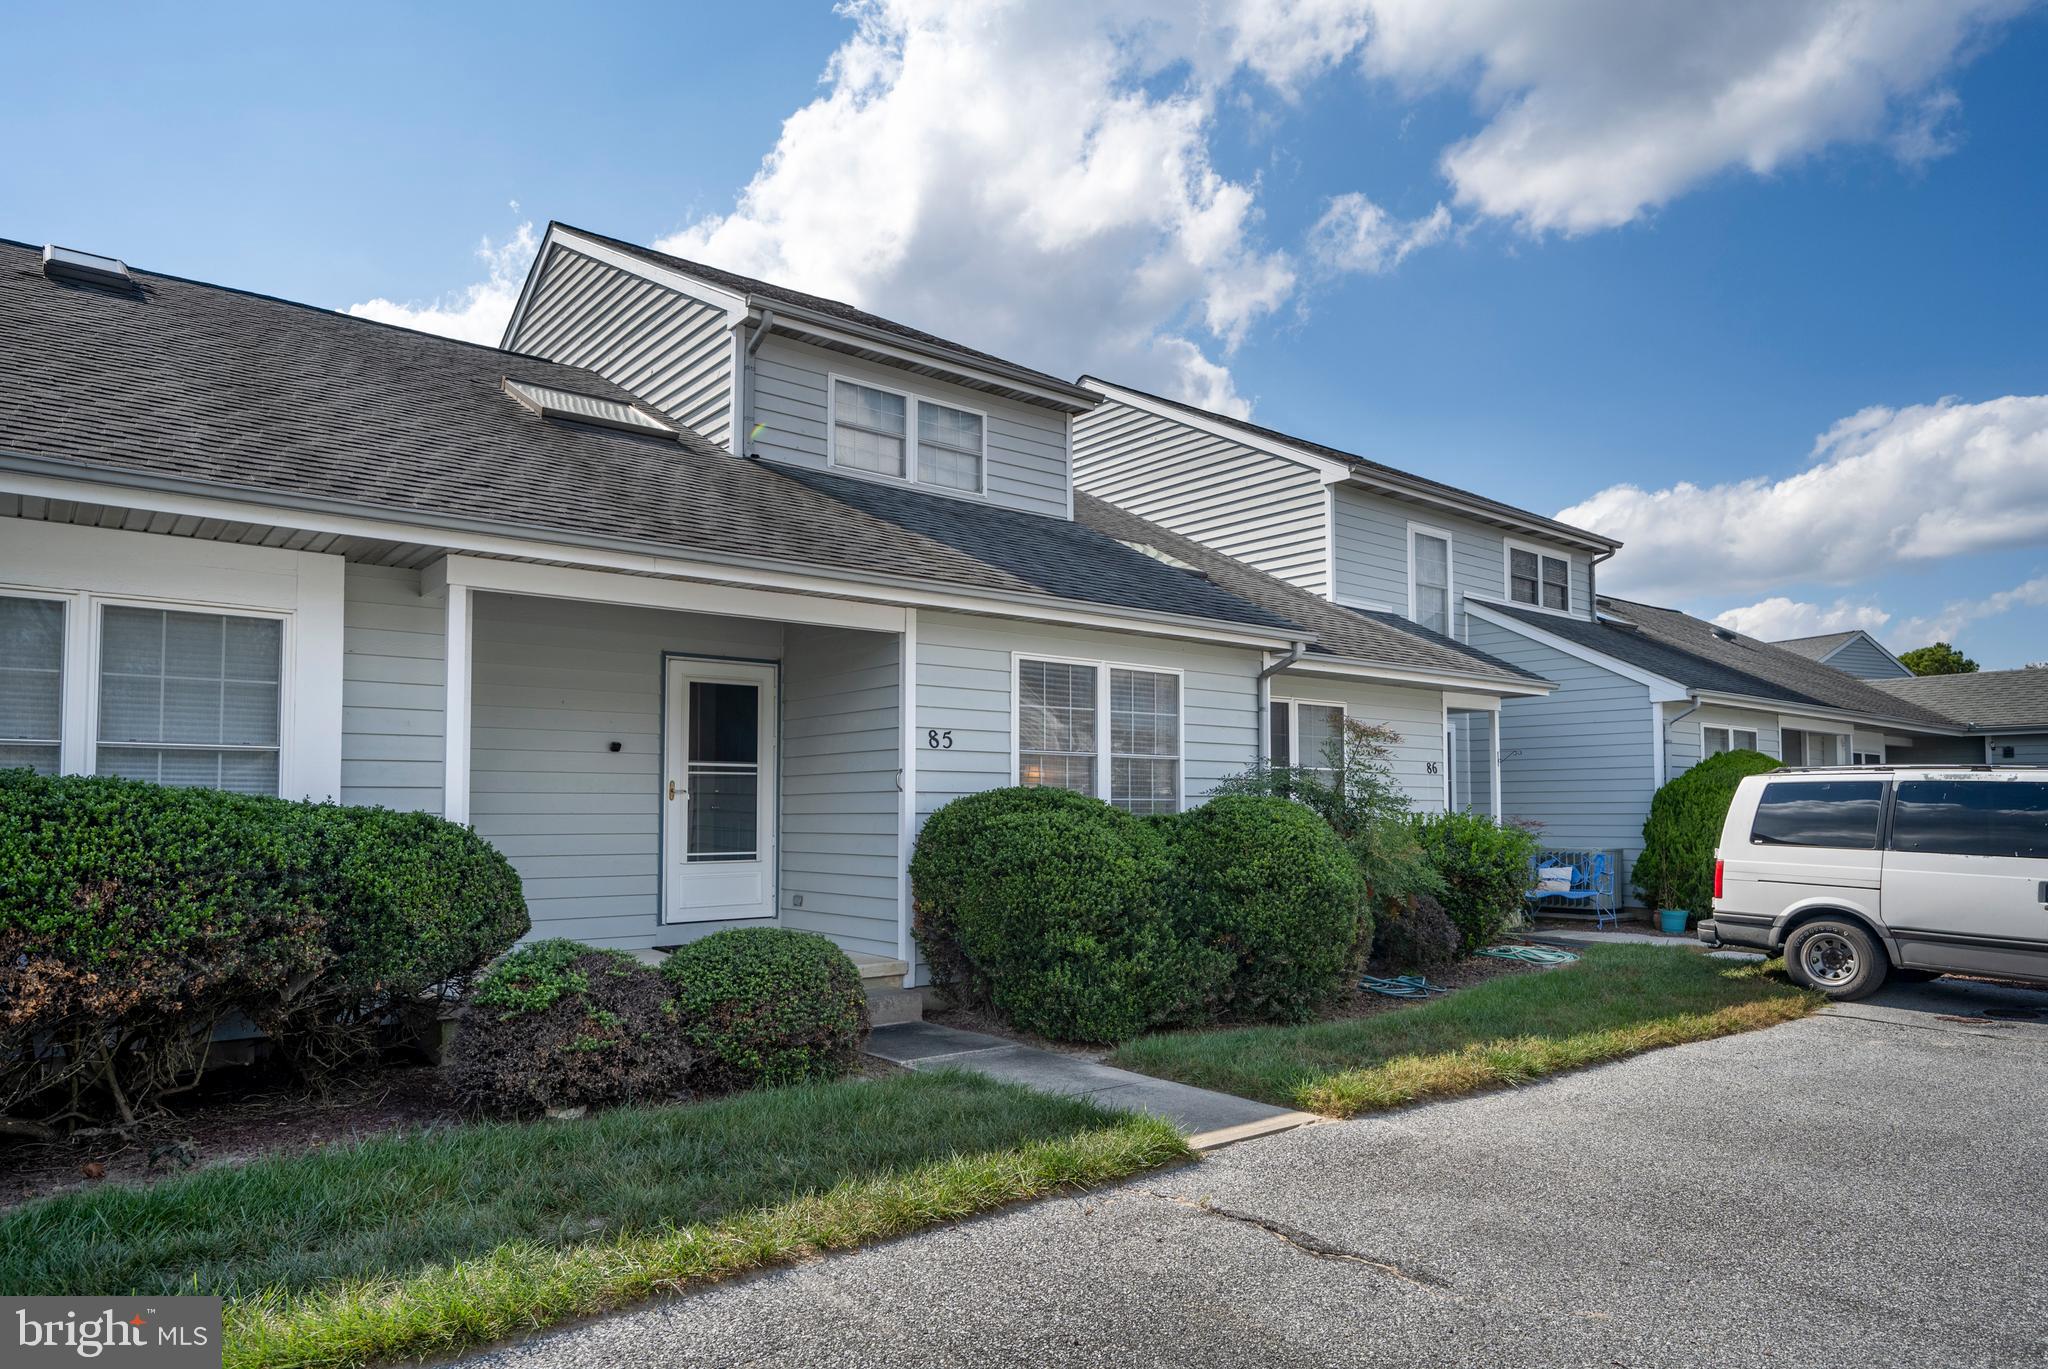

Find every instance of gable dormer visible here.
[502,224,1098,520]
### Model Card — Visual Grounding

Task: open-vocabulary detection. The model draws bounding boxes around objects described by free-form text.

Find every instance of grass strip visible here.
[1110,944,1818,1118]
[1,1070,1188,1369]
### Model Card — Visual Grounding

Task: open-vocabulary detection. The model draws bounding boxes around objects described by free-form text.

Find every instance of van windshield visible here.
[1749,780,1886,849]
[1891,780,2048,859]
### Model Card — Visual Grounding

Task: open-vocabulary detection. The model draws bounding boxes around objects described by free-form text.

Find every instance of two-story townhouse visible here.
[1072,377,1617,821]
[1,230,1549,996]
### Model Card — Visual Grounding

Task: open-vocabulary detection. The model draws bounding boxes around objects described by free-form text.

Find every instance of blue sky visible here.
[6,1,2045,666]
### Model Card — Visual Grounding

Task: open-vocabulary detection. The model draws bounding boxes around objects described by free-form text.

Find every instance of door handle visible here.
[2039,881,2047,905]
[668,780,678,801]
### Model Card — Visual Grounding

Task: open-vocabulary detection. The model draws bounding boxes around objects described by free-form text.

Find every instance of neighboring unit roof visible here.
[1076,495,1549,690]
[550,223,1096,405]
[1769,630,1867,661]
[0,238,1297,637]
[1871,669,2048,731]
[1078,374,1621,553]
[1478,596,1961,728]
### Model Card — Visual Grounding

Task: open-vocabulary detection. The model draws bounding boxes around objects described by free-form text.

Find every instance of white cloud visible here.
[1898,574,2048,646]
[1560,395,2048,603]
[1309,194,1450,274]
[1712,597,1891,642]
[1354,0,2030,234]
[346,222,537,346]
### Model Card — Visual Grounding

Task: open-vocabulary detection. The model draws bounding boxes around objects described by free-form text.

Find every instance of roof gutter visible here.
[0,451,1309,652]
[1687,689,1972,737]
[1260,640,1311,681]
[754,301,1097,411]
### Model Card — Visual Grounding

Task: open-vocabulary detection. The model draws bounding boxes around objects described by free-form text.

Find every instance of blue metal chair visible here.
[1526,849,1618,929]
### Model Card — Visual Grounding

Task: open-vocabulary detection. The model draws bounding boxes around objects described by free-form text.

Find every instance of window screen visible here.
[1891,780,2048,859]
[917,401,983,491]
[1413,533,1450,635]
[1018,659,1097,796]
[833,381,907,478]
[0,596,64,776]
[1749,780,1885,849]
[1703,726,1758,757]
[95,606,282,795]
[1109,668,1178,814]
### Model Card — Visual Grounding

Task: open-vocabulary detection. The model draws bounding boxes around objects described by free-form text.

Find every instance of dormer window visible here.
[831,375,986,496]
[1508,543,1571,612]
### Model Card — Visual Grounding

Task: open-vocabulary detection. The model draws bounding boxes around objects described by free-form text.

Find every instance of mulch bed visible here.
[0,1062,461,1210]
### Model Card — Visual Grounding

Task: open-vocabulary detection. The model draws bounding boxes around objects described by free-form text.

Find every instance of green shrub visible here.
[1635,750,1782,922]
[1408,810,1539,952]
[1372,893,1461,970]
[661,928,869,1093]
[0,770,528,1136]
[910,787,1203,1044]
[449,941,689,1117]
[1157,795,1367,1023]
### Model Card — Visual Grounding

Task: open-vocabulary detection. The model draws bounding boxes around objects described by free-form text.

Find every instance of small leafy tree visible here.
[1211,719,1443,911]
[1899,641,1978,675]
[1634,749,1781,920]
[1407,810,1539,951]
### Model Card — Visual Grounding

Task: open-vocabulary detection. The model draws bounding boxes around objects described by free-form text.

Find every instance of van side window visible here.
[1891,780,2048,859]
[1749,780,1886,849]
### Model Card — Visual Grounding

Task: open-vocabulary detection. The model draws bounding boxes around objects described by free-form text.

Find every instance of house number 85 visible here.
[926,729,954,749]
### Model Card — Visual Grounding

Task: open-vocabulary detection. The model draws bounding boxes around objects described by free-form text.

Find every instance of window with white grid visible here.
[1509,544,1571,612]
[1110,668,1179,814]
[832,380,908,478]
[0,595,65,776]
[917,401,984,492]
[1411,530,1450,635]
[1018,659,1098,797]
[95,605,283,795]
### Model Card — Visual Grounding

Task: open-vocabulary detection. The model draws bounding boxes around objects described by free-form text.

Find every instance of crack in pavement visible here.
[1150,1191,1456,1294]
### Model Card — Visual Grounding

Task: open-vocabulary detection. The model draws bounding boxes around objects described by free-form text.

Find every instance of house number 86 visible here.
[926,729,954,749]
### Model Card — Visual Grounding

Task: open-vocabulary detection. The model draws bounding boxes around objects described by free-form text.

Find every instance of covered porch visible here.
[423,556,915,973]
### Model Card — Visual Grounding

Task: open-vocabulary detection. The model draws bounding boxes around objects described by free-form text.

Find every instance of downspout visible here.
[1589,546,1617,612]
[1660,694,1703,787]
[738,308,776,458]
[1257,641,1310,766]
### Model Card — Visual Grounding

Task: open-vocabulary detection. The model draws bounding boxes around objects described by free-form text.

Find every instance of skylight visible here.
[1116,539,1202,574]
[42,244,133,290]
[503,379,677,437]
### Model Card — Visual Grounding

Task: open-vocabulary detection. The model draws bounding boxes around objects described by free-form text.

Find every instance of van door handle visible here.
[2039,881,2048,904]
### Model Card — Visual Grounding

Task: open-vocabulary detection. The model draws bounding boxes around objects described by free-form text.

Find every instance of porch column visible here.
[1490,709,1503,823]
[442,582,473,826]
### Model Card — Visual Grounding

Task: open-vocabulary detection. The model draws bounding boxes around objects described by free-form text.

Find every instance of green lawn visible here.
[0,1070,1186,1369]
[1109,944,1818,1117]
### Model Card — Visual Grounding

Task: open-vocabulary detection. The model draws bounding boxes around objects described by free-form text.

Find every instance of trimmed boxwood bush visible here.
[1635,749,1782,923]
[661,928,869,1093]
[1372,893,1460,970]
[1407,810,1539,952]
[449,940,689,1117]
[910,787,1205,1044]
[0,769,528,1137]
[1157,795,1367,1023]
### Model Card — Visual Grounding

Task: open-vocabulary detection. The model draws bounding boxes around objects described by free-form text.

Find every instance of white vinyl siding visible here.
[755,337,1067,517]
[508,246,735,447]
[0,593,64,775]
[1072,398,1331,594]
[341,564,446,813]
[1823,637,1914,680]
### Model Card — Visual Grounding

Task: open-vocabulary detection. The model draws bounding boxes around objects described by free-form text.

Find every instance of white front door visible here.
[662,658,777,924]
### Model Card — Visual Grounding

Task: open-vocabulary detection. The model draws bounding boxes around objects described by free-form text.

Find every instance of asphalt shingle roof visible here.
[1081,375,1619,552]
[1483,596,1961,728]
[1871,669,2048,731]
[0,239,1293,635]
[558,224,1092,402]
[1074,495,1547,688]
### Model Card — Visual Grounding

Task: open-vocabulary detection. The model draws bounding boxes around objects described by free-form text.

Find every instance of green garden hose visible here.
[1358,973,1450,998]
[1475,944,1582,965]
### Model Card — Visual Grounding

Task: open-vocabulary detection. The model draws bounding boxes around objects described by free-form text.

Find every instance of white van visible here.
[1699,767,2048,1000]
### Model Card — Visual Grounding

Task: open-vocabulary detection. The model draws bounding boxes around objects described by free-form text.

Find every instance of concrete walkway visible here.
[864,1020,1319,1151]
[1523,927,1765,960]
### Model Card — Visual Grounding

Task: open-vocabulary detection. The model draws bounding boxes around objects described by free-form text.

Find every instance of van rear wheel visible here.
[1785,920,1888,1001]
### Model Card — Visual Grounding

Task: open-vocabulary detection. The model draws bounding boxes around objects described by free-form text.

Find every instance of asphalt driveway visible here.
[464,975,2048,1369]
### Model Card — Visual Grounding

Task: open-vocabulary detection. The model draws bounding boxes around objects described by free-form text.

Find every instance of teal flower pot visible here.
[1657,908,1688,935]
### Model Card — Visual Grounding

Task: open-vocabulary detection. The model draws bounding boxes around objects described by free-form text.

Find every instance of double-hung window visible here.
[1508,544,1571,612]
[1017,657,1181,813]
[95,606,284,795]
[1269,699,1345,787]
[1409,527,1451,636]
[832,377,986,494]
[0,594,66,776]
[1702,725,1759,757]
